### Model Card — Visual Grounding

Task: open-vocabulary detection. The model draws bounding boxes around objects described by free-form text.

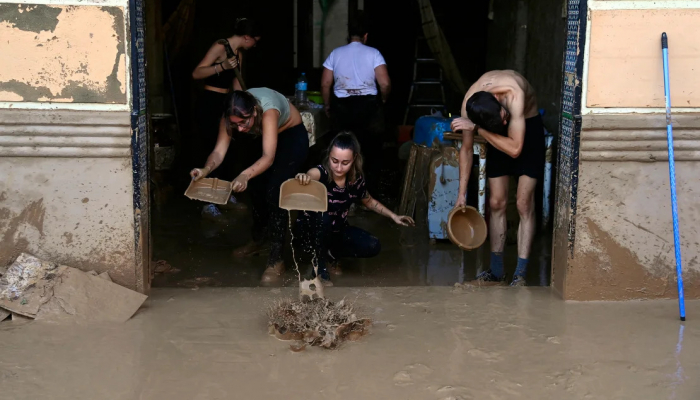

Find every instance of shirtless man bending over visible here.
[450,70,544,286]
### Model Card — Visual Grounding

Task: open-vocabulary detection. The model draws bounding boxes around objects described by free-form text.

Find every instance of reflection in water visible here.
[153,189,552,288]
[670,324,685,400]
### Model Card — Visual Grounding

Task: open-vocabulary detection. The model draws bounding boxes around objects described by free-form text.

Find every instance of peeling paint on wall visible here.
[0,90,24,101]
[0,4,126,103]
[0,4,61,33]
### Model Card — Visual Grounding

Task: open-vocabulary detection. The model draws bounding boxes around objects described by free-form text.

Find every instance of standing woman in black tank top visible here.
[191,18,261,221]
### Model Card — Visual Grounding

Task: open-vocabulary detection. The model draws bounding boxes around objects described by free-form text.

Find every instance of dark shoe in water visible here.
[260,261,285,286]
[470,270,506,286]
[328,261,342,276]
[314,267,333,287]
[316,266,332,282]
[232,240,268,258]
[219,195,249,212]
[510,275,526,287]
[201,204,227,224]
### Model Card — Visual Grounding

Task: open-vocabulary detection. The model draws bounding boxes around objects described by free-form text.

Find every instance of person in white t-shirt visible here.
[321,12,391,198]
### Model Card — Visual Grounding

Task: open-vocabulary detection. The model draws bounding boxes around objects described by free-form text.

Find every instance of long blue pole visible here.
[661,32,686,321]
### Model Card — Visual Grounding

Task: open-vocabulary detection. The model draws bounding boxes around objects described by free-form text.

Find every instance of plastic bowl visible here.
[447,206,487,250]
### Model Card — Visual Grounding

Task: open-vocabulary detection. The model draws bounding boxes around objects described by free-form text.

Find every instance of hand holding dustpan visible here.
[184,167,234,205]
[279,178,328,212]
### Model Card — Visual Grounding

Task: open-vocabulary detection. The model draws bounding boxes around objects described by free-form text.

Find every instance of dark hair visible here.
[466,91,507,135]
[233,18,261,38]
[323,131,364,183]
[223,90,263,136]
[348,11,369,39]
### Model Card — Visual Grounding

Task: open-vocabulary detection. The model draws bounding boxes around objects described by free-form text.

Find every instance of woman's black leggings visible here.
[248,123,309,266]
[293,211,381,277]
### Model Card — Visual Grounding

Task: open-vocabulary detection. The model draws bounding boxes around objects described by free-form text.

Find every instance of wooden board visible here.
[398,144,438,222]
[398,144,419,215]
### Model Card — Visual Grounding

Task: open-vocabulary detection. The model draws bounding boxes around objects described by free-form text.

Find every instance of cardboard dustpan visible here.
[184,178,233,205]
[279,179,328,212]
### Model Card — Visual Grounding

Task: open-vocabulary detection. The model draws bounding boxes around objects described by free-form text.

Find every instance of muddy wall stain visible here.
[0,4,126,103]
[557,110,700,300]
[0,199,46,267]
[0,154,137,289]
[567,218,700,300]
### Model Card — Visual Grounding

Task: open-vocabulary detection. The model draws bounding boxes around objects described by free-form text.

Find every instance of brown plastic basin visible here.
[184,178,233,205]
[447,206,487,250]
[279,179,328,212]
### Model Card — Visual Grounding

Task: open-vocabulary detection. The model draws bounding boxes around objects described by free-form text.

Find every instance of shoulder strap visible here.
[217,39,235,58]
[216,39,247,91]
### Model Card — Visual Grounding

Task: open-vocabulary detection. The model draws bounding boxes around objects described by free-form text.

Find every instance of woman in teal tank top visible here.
[190,88,309,286]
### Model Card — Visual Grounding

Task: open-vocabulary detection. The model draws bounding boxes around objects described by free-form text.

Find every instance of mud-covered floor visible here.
[151,195,551,288]
[1,287,697,400]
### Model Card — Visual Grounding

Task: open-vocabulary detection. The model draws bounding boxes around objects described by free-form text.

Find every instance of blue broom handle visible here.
[662,32,686,321]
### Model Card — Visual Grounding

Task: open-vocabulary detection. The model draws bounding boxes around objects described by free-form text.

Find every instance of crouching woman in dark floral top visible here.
[292,132,414,286]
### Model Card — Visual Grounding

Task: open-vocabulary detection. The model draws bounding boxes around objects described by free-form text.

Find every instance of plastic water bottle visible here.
[295,72,308,107]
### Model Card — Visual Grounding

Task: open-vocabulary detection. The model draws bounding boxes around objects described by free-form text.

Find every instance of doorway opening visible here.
[142,0,567,289]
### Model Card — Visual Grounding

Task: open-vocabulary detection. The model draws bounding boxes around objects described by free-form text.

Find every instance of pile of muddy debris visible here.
[268,297,371,350]
[0,253,147,323]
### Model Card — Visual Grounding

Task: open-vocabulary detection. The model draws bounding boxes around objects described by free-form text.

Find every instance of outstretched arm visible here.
[361,192,415,226]
[450,84,479,208]
[456,129,474,208]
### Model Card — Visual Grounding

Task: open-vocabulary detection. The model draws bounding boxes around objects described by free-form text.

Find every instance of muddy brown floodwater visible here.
[1,287,698,400]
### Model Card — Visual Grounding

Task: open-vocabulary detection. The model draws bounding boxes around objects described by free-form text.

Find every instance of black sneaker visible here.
[471,270,506,286]
[510,275,526,287]
[201,204,227,224]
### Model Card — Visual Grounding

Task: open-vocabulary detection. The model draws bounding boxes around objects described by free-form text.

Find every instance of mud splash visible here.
[267,297,371,349]
[287,210,324,301]
[269,211,372,349]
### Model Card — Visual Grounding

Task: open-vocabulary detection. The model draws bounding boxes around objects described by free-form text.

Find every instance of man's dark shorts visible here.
[485,114,545,179]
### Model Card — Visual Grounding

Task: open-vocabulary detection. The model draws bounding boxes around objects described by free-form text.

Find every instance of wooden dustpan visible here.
[184,178,233,205]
